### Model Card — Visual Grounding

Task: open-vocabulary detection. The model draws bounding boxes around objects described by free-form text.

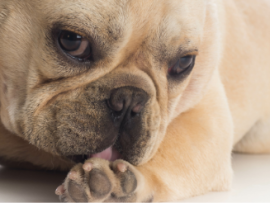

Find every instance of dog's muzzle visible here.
[64,86,149,164]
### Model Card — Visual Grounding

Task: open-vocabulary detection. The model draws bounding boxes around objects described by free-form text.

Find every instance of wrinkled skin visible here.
[0,0,207,166]
[1,0,270,202]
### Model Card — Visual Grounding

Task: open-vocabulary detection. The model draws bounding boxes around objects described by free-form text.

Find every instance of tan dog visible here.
[0,0,270,201]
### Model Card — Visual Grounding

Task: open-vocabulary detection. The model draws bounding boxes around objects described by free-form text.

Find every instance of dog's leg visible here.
[57,74,234,202]
[234,118,270,154]
[0,2,9,27]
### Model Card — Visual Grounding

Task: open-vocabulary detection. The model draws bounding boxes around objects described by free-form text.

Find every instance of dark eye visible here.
[58,30,92,61]
[168,55,195,76]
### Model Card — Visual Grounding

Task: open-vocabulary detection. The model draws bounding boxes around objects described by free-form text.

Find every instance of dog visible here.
[0,0,270,202]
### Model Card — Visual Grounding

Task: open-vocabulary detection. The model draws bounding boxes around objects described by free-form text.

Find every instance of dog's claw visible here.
[68,171,78,180]
[55,185,65,196]
[117,162,127,172]
[83,162,93,171]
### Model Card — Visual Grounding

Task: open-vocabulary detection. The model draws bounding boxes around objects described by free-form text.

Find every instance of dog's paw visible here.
[56,158,139,202]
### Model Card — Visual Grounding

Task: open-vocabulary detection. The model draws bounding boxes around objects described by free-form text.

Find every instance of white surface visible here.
[184,154,270,202]
[0,153,269,202]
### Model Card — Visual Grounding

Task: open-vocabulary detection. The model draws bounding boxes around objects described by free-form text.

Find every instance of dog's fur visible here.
[0,0,270,201]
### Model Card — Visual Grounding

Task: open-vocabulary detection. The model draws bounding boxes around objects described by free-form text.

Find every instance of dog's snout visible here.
[107,87,148,119]
[106,86,149,151]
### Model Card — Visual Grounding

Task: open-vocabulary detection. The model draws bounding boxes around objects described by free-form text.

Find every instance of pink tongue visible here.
[90,146,121,161]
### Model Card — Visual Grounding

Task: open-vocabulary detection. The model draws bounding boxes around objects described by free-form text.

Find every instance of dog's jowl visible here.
[0,0,270,202]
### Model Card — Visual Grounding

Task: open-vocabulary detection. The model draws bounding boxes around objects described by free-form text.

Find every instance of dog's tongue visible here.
[90,146,121,161]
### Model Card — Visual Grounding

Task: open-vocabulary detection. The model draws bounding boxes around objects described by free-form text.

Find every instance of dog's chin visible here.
[67,146,122,164]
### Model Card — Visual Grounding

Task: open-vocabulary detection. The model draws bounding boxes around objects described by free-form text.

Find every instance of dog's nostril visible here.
[130,104,143,118]
[108,87,149,123]
[107,99,124,112]
[132,103,143,114]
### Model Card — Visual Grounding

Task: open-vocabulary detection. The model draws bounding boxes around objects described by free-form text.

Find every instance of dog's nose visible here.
[107,87,148,123]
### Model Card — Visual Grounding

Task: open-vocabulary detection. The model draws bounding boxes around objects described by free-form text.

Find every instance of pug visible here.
[0,0,270,202]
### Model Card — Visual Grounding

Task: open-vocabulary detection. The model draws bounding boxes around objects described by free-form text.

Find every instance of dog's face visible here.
[0,0,220,165]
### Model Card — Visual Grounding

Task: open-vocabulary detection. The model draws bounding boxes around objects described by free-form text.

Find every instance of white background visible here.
[0,153,270,202]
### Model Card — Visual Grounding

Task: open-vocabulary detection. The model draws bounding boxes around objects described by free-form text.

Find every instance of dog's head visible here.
[0,0,221,165]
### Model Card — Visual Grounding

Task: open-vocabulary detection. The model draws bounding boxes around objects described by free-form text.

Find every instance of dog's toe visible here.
[88,168,112,198]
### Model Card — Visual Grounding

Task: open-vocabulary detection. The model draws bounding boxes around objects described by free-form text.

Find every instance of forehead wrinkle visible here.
[112,0,197,68]
[151,0,205,58]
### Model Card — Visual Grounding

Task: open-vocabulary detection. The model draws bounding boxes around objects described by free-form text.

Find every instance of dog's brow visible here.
[51,18,122,41]
[180,49,199,56]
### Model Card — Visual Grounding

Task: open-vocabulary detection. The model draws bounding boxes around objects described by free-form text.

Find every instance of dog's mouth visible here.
[67,146,122,164]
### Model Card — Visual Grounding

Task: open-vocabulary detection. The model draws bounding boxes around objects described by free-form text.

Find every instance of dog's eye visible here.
[168,55,195,76]
[58,30,92,61]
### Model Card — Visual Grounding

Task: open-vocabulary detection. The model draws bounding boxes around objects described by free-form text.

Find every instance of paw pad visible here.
[120,169,137,194]
[88,169,112,198]
[60,159,139,202]
[68,181,88,202]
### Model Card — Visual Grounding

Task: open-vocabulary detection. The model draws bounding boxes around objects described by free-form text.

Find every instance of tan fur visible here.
[0,0,269,201]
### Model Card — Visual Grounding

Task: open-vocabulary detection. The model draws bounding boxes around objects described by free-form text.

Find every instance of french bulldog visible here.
[0,0,269,201]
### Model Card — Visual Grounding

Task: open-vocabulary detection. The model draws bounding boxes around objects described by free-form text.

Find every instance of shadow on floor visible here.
[0,166,66,202]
